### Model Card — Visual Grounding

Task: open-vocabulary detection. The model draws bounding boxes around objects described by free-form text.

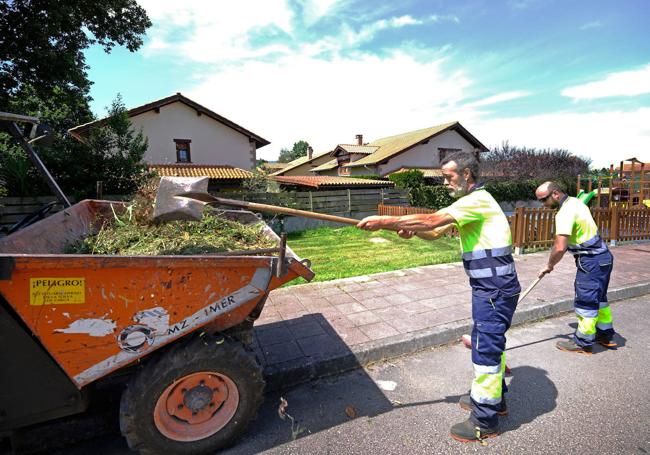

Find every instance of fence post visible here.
[610,205,619,246]
[96,181,103,199]
[347,189,352,214]
[309,191,313,211]
[514,206,525,255]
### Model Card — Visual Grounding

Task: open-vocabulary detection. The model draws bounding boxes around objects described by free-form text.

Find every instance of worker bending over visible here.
[536,181,617,353]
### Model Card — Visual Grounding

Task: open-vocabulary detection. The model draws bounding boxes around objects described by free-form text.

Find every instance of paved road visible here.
[30,295,650,454]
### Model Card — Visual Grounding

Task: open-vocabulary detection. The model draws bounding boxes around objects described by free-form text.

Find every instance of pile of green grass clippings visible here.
[66,180,276,255]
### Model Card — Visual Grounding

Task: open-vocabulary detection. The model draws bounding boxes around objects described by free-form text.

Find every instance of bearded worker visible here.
[357,151,520,443]
[536,181,616,353]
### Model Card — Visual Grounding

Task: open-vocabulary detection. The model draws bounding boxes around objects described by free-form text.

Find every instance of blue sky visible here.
[84,0,650,167]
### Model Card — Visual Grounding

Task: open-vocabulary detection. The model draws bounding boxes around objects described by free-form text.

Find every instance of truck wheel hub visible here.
[153,371,240,442]
[183,385,213,412]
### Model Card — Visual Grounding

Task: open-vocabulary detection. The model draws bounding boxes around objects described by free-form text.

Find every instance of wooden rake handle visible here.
[518,276,543,304]
[178,191,451,240]
[178,191,360,225]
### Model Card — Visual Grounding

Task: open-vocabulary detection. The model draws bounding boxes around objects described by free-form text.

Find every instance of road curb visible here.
[263,280,650,391]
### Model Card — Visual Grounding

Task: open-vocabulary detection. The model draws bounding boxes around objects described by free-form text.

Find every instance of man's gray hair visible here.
[440,151,480,180]
[539,181,564,194]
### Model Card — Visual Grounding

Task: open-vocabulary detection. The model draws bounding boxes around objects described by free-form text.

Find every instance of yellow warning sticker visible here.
[30,278,85,305]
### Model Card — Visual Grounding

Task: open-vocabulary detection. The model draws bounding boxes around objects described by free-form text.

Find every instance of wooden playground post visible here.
[642,162,647,203]
[576,174,581,194]
[610,205,619,246]
[596,176,602,208]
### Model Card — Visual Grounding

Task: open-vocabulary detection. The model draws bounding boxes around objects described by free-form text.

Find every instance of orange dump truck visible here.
[0,200,314,454]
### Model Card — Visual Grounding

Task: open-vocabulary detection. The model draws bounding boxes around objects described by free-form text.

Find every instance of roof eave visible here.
[67,93,270,148]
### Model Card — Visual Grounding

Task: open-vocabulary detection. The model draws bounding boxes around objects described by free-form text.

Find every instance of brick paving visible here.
[254,243,650,381]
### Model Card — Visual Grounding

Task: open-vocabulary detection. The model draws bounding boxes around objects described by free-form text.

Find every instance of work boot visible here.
[556,339,592,355]
[459,394,508,416]
[596,333,618,348]
[450,418,499,443]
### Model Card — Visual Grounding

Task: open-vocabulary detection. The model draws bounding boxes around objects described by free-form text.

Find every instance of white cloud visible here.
[307,0,340,20]
[185,51,474,160]
[562,64,650,100]
[131,3,650,169]
[508,0,540,9]
[580,21,602,30]
[138,0,294,62]
[474,108,650,167]
[180,40,649,169]
[466,90,530,108]
[342,15,425,46]
[429,14,460,23]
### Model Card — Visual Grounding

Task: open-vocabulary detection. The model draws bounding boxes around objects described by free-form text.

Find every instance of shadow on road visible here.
[500,365,558,433]
[33,313,395,455]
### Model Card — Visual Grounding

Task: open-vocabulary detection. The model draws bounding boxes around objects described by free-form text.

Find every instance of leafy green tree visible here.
[0,0,150,198]
[0,84,96,197]
[242,170,270,192]
[83,94,151,196]
[0,0,151,109]
[388,170,454,209]
[388,169,425,189]
[278,140,309,163]
[0,94,150,198]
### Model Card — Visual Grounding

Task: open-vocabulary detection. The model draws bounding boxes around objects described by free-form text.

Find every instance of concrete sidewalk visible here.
[254,243,650,389]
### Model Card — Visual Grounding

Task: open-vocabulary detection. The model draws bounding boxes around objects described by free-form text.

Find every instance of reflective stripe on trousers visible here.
[596,302,614,331]
[471,352,506,405]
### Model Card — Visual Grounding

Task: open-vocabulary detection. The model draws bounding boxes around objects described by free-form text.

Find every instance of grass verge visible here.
[286,226,461,285]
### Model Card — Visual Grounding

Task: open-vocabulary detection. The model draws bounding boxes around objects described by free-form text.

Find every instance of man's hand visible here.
[357,216,392,231]
[538,264,553,278]
[397,229,415,239]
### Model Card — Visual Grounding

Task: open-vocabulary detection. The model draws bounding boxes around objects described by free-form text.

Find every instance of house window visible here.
[438,147,462,163]
[174,139,192,163]
[338,159,350,176]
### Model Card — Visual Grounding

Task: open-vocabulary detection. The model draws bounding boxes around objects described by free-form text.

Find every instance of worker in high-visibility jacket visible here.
[537,181,616,353]
[357,151,520,443]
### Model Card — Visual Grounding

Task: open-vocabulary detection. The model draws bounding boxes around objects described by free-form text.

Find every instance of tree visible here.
[0,0,151,198]
[0,84,97,197]
[482,141,591,182]
[0,0,151,109]
[0,94,150,198]
[83,94,151,196]
[278,140,310,163]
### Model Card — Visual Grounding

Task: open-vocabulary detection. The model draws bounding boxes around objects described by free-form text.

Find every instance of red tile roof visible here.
[149,164,254,179]
[270,176,394,189]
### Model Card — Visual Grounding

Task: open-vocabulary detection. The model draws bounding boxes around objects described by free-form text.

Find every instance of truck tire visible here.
[119,335,264,455]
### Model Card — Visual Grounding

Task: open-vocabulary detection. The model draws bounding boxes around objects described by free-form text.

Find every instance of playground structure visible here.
[576,157,650,209]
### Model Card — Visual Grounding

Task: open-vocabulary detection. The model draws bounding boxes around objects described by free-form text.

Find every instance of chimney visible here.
[355,134,363,145]
[308,146,313,160]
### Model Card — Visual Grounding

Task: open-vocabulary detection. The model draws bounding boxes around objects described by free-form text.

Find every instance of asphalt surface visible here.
[15,294,650,454]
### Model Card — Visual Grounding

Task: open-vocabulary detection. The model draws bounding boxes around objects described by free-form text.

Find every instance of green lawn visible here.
[286,226,462,284]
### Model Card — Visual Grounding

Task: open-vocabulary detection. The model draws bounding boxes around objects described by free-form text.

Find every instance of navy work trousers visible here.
[573,251,614,347]
[469,291,518,429]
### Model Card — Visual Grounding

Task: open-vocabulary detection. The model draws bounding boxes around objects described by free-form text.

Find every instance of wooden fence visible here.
[378,203,650,253]
[210,188,408,215]
[0,189,409,231]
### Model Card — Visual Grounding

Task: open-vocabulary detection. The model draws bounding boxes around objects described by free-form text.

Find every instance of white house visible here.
[311,122,488,177]
[69,93,269,171]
